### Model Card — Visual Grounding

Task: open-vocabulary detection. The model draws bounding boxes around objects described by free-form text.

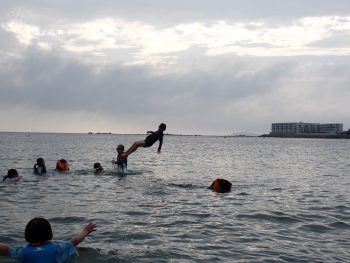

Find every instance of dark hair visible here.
[94,162,102,169]
[25,218,53,243]
[219,179,232,192]
[159,123,166,131]
[37,158,44,164]
[7,169,18,178]
[116,144,124,150]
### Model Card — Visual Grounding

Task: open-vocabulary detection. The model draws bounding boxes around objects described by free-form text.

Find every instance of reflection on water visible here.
[0,133,350,262]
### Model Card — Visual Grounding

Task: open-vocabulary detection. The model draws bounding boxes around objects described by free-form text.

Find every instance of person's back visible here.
[122,123,166,157]
[21,243,61,263]
[56,159,69,172]
[144,129,163,147]
[208,178,232,193]
[34,158,47,175]
[0,217,96,263]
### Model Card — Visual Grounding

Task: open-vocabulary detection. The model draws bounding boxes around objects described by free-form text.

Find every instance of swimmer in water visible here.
[112,144,127,171]
[93,162,104,174]
[56,159,69,172]
[34,158,47,175]
[2,169,22,182]
[208,178,232,193]
[0,217,96,262]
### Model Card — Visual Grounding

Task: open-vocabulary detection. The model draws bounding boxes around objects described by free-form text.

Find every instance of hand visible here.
[0,243,11,257]
[83,223,97,234]
[71,222,97,246]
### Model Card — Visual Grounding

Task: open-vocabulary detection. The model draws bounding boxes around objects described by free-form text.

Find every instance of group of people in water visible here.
[2,123,168,183]
[93,143,128,174]
[0,122,232,262]
[2,158,70,183]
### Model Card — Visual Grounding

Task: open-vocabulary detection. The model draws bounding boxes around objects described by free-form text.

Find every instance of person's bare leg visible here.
[123,141,145,157]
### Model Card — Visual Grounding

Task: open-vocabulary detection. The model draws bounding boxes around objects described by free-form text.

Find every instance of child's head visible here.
[37,158,45,165]
[93,162,102,170]
[3,169,21,182]
[94,162,103,174]
[25,217,53,244]
[209,178,232,193]
[7,169,19,178]
[116,144,124,154]
[159,123,166,131]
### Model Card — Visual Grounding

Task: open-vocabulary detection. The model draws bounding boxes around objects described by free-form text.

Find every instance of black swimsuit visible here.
[144,131,163,148]
[116,155,127,168]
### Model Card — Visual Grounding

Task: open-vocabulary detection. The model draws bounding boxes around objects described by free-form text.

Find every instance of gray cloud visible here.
[1,44,349,134]
[1,1,350,134]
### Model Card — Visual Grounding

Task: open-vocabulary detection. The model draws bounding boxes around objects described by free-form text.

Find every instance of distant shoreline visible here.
[3,131,349,139]
[0,131,258,137]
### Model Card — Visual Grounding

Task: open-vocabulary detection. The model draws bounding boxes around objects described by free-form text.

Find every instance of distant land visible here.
[260,129,350,139]
[2,130,349,139]
[87,132,263,137]
[260,122,350,139]
[231,132,260,137]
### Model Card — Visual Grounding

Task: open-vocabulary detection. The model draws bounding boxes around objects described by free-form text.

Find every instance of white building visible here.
[271,122,343,135]
[319,123,343,134]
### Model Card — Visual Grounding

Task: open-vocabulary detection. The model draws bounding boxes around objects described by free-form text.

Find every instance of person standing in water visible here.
[122,123,166,157]
[34,158,47,175]
[112,144,127,171]
[0,217,96,262]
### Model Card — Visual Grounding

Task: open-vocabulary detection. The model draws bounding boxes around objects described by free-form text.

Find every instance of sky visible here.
[1,0,350,135]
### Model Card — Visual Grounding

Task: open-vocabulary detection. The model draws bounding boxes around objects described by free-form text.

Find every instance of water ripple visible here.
[237,213,303,224]
[1,133,349,262]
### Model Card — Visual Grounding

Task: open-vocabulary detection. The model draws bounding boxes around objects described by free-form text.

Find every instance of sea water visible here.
[0,132,349,262]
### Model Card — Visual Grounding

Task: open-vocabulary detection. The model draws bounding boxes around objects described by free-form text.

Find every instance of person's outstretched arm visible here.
[157,136,163,153]
[0,243,11,257]
[71,223,97,246]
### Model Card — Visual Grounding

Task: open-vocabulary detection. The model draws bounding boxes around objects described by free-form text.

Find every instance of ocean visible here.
[0,132,349,262]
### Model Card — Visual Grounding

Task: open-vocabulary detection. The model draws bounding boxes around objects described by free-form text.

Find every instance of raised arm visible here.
[0,243,11,257]
[157,135,163,153]
[71,223,97,246]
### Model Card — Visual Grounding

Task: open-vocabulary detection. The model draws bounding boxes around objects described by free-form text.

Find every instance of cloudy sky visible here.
[1,0,350,135]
